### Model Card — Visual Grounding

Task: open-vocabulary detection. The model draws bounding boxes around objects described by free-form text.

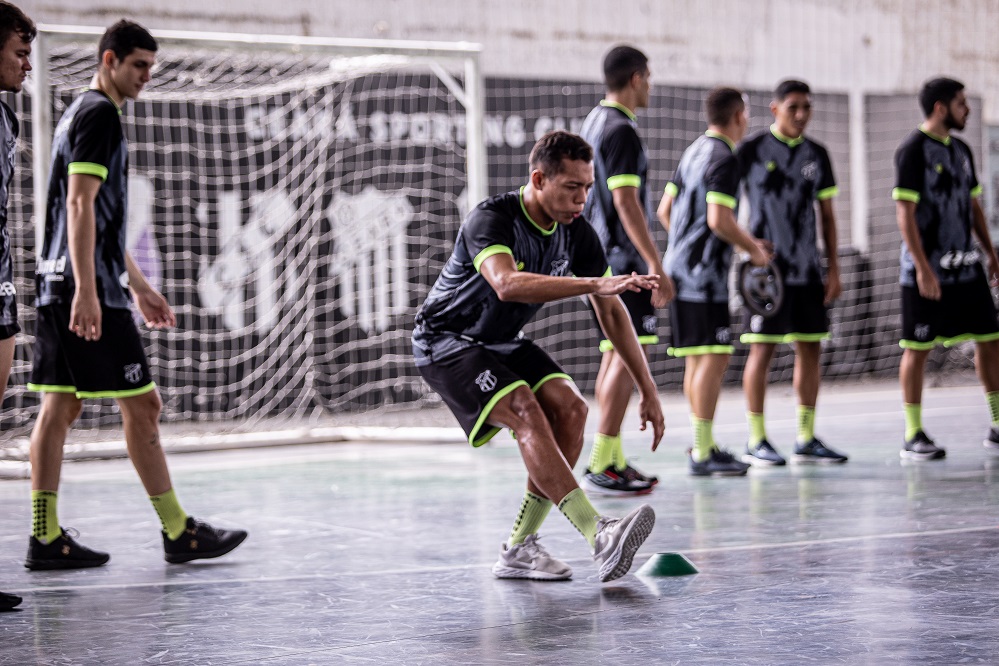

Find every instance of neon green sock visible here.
[149,489,189,541]
[558,488,599,547]
[31,490,62,544]
[691,416,714,462]
[508,491,553,546]
[588,433,619,473]
[610,435,627,470]
[747,412,767,447]
[904,403,922,441]
[987,392,999,427]
[797,405,816,443]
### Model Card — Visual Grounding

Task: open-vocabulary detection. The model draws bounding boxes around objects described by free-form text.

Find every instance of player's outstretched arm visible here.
[67,173,103,341]
[479,253,659,303]
[895,200,940,300]
[126,252,176,329]
[589,293,665,450]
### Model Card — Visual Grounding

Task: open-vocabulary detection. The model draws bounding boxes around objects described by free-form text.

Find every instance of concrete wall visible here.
[19,0,999,121]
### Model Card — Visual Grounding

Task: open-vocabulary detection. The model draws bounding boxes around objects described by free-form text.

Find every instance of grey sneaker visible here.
[592,504,655,583]
[901,431,946,461]
[793,437,848,464]
[741,439,787,466]
[689,447,750,476]
[492,534,572,581]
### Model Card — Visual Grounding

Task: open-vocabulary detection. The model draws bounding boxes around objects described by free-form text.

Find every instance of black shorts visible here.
[0,236,19,340]
[417,340,570,447]
[740,282,829,345]
[667,299,734,357]
[28,302,156,399]
[900,272,999,350]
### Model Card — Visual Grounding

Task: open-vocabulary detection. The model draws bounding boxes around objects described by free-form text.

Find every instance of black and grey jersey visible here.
[893,128,983,287]
[0,101,18,317]
[738,127,837,286]
[413,188,609,366]
[662,132,740,304]
[36,89,131,308]
[579,100,654,270]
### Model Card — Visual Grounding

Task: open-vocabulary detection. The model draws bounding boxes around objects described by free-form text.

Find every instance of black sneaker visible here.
[793,437,848,464]
[984,427,999,451]
[619,462,659,486]
[688,448,750,477]
[0,591,22,611]
[581,468,654,496]
[25,528,110,571]
[741,439,787,467]
[901,431,946,461]
[163,517,248,564]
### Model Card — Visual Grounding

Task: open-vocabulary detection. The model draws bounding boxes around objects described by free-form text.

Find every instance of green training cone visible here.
[636,552,699,577]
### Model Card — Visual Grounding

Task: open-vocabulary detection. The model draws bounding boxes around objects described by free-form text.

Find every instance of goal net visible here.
[1,27,484,440]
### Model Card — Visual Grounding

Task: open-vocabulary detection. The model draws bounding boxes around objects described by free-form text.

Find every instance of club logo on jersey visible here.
[642,315,657,333]
[550,259,569,276]
[750,314,764,333]
[0,282,14,297]
[801,161,817,181]
[123,363,143,384]
[914,324,931,341]
[475,369,497,392]
[715,327,731,344]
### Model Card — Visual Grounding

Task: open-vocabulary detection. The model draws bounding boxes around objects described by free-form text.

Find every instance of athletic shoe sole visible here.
[983,439,999,451]
[791,455,848,464]
[164,532,248,564]
[899,450,946,461]
[491,564,572,581]
[598,506,655,583]
[689,467,749,477]
[581,477,654,496]
[740,454,786,467]
[25,555,109,571]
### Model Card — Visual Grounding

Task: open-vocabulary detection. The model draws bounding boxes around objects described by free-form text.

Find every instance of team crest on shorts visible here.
[715,327,731,344]
[914,324,931,341]
[475,369,497,392]
[123,363,143,384]
[750,314,764,333]
[642,315,657,334]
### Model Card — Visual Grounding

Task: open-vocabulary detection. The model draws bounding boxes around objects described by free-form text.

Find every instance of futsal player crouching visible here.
[413,131,663,583]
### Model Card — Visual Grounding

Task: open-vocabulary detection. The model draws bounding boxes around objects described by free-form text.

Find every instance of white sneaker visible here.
[592,504,655,582]
[492,534,572,581]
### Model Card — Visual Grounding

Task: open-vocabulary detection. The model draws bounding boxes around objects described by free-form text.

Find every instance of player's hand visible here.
[70,291,102,341]
[915,267,941,301]
[596,272,659,297]
[637,390,665,451]
[824,267,842,305]
[748,239,774,267]
[134,288,177,329]
[651,274,676,308]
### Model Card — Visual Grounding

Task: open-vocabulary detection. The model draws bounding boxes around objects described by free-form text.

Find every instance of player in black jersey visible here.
[414,131,663,582]
[658,88,771,476]
[893,78,999,460]
[0,0,33,611]
[737,80,848,466]
[25,20,246,571]
[579,45,669,495]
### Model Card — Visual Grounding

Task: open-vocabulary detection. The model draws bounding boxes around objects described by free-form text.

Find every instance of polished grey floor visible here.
[2,380,999,665]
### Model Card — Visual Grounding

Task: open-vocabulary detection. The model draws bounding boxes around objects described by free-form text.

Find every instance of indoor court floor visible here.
[1,378,998,664]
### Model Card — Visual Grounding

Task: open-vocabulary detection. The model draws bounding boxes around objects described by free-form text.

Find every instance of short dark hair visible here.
[529,131,593,176]
[705,87,745,126]
[0,1,36,50]
[919,77,965,117]
[603,45,648,92]
[98,19,157,64]
[774,79,810,101]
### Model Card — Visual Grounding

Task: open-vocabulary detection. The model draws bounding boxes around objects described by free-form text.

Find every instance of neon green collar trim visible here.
[519,186,557,236]
[600,99,637,121]
[770,125,804,147]
[705,130,736,152]
[86,87,123,115]
[919,125,952,146]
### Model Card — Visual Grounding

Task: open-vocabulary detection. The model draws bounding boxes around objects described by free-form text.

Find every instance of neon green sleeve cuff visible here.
[892,188,920,203]
[664,182,678,198]
[472,245,513,272]
[607,174,641,190]
[816,186,838,200]
[68,162,109,182]
[706,191,737,209]
[971,184,983,198]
